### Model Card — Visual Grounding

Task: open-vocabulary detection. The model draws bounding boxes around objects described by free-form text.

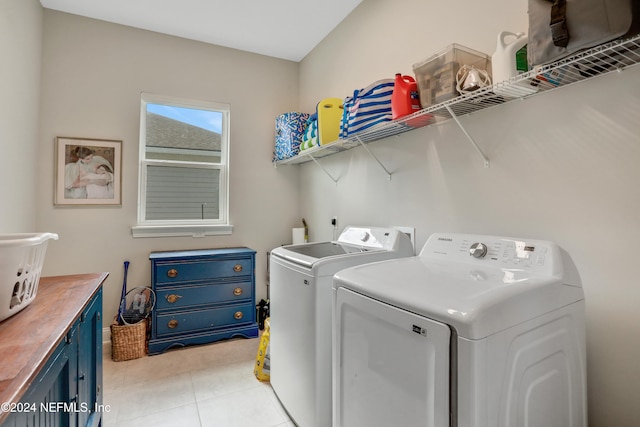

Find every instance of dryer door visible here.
[334,287,451,427]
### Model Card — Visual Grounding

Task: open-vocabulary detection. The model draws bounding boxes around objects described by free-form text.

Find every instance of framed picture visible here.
[54,136,122,206]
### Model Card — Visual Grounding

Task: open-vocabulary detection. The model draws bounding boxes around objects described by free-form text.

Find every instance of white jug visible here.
[492,31,538,97]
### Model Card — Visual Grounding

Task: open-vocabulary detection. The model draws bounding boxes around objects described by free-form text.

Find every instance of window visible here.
[132,93,232,237]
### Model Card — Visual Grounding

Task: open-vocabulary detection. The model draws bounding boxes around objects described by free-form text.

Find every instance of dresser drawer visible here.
[154,258,252,285]
[156,281,252,310]
[156,304,254,337]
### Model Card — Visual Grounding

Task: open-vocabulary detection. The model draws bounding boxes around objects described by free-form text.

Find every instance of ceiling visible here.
[39,0,362,62]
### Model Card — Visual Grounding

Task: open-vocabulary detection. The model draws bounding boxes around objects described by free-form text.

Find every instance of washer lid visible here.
[333,233,584,340]
[271,226,414,269]
[273,241,381,268]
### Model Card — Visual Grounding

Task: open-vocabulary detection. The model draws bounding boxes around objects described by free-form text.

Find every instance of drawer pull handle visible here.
[233,287,243,296]
[168,319,179,329]
[166,294,183,304]
[167,269,178,278]
[233,264,243,273]
[234,311,243,320]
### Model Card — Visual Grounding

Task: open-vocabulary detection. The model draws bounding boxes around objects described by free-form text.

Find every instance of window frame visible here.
[132,93,233,238]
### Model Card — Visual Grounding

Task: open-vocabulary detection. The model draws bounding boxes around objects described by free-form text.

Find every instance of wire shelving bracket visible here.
[309,154,338,184]
[444,105,490,168]
[354,135,393,180]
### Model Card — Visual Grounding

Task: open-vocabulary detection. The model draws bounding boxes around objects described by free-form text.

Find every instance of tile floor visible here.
[102,336,294,427]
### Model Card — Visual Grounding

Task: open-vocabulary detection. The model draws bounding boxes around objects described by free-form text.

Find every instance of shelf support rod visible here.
[354,136,392,180]
[308,154,339,184]
[445,105,490,168]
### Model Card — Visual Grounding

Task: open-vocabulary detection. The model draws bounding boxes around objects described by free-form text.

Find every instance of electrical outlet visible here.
[331,216,338,228]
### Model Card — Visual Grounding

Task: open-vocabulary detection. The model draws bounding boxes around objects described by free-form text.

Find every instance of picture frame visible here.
[54,136,123,206]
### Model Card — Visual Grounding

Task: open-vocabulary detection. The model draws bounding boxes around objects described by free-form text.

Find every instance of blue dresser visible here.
[148,247,259,354]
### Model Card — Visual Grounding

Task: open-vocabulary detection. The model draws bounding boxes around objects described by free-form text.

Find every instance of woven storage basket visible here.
[110,317,147,362]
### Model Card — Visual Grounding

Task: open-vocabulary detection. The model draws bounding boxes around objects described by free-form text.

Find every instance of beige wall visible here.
[37,10,301,321]
[3,0,639,424]
[0,0,42,231]
[298,0,640,426]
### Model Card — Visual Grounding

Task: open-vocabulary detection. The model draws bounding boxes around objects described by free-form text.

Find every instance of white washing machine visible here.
[333,233,586,427]
[270,226,414,427]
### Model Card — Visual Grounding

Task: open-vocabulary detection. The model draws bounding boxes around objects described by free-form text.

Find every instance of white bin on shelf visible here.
[0,233,59,322]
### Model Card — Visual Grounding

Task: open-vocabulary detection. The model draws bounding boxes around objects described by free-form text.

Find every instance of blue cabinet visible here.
[2,287,102,427]
[5,334,77,427]
[148,247,259,355]
[76,290,103,427]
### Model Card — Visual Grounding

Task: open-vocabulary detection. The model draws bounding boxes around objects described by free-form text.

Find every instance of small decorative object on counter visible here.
[273,112,310,161]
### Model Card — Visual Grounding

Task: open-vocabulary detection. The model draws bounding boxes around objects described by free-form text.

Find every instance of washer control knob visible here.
[469,242,488,259]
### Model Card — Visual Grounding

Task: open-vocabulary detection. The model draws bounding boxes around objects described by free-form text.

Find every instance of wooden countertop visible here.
[0,272,108,422]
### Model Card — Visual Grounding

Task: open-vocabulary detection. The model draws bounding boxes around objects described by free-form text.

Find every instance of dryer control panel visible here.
[420,233,560,276]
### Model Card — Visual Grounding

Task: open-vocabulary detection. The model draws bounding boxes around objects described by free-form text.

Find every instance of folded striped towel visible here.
[300,114,318,151]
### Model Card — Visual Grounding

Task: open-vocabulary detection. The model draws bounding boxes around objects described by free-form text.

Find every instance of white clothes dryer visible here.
[270,226,414,427]
[333,233,586,427]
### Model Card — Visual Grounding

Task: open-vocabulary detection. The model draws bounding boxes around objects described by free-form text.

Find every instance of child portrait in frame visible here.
[54,137,122,206]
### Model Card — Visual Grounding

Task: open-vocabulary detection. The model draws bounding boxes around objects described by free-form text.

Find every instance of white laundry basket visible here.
[0,233,59,322]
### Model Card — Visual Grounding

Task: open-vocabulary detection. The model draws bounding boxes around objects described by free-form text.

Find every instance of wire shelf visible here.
[275,34,640,167]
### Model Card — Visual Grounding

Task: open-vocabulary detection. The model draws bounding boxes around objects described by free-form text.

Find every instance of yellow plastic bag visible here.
[254,318,271,381]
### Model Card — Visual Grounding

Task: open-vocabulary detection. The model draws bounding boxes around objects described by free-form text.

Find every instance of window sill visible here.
[131,224,233,238]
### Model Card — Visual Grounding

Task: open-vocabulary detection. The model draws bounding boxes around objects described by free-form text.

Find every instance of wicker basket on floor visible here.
[110,317,147,362]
